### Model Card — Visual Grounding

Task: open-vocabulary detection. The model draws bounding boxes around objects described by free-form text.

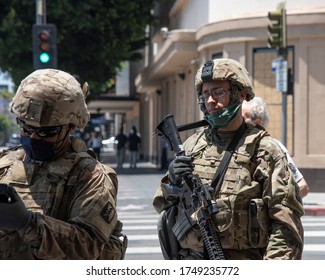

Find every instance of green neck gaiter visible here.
[204,102,241,129]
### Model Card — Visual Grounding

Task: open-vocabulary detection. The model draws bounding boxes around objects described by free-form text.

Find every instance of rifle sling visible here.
[210,121,247,193]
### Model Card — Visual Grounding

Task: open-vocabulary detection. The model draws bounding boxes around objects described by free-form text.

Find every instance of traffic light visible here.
[267,8,286,50]
[33,24,57,69]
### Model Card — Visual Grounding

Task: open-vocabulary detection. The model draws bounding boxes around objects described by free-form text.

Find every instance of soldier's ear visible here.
[68,124,76,132]
[239,91,247,102]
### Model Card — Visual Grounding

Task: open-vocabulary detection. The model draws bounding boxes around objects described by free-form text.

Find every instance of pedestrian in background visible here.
[88,130,103,161]
[242,96,309,198]
[115,127,128,169]
[128,126,141,168]
[0,69,126,259]
[153,58,304,260]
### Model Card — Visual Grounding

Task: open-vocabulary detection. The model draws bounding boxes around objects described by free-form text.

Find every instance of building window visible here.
[212,52,223,59]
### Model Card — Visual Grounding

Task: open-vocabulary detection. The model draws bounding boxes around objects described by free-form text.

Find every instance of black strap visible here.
[210,121,247,193]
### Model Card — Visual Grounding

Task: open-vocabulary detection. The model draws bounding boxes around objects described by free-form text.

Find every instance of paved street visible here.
[107,161,325,260]
[302,216,325,259]
[110,162,165,260]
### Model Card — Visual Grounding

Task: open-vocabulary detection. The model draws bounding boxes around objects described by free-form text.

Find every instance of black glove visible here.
[168,155,194,185]
[0,184,33,233]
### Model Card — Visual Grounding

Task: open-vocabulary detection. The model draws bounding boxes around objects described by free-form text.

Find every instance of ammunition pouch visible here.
[248,198,269,248]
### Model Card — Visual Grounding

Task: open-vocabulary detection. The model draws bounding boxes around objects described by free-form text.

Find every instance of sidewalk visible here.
[303,192,325,216]
[105,161,165,175]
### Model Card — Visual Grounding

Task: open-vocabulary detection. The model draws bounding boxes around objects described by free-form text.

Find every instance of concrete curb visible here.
[304,205,325,216]
[302,193,325,216]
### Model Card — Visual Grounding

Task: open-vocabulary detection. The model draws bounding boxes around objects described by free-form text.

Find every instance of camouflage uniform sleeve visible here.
[21,159,118,260]
[153,174,179,214]
[253,137,304,259]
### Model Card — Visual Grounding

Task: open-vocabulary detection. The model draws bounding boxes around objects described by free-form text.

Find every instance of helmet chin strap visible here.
[228,83,242,106]
[53,125,71,154]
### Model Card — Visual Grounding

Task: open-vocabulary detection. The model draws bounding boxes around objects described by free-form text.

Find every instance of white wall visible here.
[175,0,210,29]
[209,0,325,21]
[0,71,14,92]
[175,0,325,30]
[116,61,130,96]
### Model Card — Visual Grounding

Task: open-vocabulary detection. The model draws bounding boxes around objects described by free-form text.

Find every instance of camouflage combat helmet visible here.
[195,58,255,101]
[11,69,90,128]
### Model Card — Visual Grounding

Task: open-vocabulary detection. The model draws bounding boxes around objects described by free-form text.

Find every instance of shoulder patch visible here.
[295,183,303,204]
[101,202,116,223]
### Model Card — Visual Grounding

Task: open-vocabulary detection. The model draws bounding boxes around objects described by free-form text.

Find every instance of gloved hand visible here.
[0,184,33,233]
[168,155,194,185]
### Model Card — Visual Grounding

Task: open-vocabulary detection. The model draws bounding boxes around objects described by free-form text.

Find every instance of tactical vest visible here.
[0,139,126,259]
[177,125,270,252]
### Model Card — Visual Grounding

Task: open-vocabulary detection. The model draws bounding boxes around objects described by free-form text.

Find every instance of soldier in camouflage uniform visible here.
[153,58,304,260]
[0,69,127,259]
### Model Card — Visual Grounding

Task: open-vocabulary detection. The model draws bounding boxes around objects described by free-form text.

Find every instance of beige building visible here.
[135,0,325,191]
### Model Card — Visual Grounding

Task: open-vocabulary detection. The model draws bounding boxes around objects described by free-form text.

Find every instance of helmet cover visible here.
[11,69,90,128]
[195,58,255,101]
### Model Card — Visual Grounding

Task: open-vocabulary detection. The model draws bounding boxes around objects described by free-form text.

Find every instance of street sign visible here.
[272,57,281,72]
[276,58,287,92]
[272,57,287,92]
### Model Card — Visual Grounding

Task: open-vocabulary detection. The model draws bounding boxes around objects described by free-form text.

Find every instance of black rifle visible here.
[154,114,225,260]
[0,183,17,203]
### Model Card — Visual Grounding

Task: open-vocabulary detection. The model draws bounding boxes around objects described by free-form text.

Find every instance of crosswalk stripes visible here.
[118,214,325,260]
[118,211,164,259]
[115,169,325,260]
[302,216,325,259]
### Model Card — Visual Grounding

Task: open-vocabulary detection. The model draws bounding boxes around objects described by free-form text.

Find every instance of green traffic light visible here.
[39,52,50,63]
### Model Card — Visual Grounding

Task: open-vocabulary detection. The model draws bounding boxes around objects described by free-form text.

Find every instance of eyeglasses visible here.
[17,119,63,138]
[201,88,231,102]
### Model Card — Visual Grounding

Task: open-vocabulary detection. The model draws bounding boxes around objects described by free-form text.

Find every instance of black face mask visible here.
[20,136,56,162]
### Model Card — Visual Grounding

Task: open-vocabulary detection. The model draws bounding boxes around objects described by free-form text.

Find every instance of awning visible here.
[87,96,139,114]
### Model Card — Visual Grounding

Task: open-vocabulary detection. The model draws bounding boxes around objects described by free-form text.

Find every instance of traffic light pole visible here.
[280,9,288,147]
[33,0,57,69]
[281,73,287,146]
[267,4,288,146]
[35,0,46,25]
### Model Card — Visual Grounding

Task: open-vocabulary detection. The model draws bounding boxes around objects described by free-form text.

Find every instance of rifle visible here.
[0,183,16,203]
[154,114,225,260]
